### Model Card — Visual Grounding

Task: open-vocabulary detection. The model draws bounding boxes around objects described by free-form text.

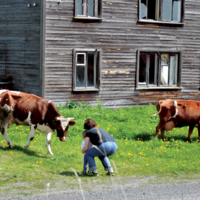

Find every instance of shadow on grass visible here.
[132,132,198,143]
[0,145,46,157]
[59,171,77,177]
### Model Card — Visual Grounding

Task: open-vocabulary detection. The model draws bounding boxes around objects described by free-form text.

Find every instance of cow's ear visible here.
[69,121,76,126]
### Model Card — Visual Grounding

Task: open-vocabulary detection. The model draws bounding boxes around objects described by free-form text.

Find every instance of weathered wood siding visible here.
[0,0,42,95]
[45,0,200,108]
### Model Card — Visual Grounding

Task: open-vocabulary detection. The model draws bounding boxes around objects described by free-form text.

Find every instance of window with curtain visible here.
[139,0,184,24]
[137,50,182,89]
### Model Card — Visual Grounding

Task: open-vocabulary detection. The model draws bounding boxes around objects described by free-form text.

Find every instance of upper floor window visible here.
[74,0,102,20]
[139,0,185,25]
[73,49,101,91]
[136,50,182,89]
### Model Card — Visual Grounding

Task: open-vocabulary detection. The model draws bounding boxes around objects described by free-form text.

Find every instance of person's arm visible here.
[82,137,90,153]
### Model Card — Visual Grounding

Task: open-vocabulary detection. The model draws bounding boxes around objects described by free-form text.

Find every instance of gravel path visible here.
[1,175,200,200]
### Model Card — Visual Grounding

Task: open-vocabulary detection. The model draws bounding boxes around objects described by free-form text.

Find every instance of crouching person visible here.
[82,118,118,176]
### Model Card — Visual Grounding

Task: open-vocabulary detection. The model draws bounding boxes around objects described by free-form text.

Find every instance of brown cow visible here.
[151,99,200,142]
[0,90,76,154]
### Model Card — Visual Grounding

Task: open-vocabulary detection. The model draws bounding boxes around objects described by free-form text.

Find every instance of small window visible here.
[74,0,102,20]
[139,0,184,24]
[136,50,182,89]
[73,49,101,91]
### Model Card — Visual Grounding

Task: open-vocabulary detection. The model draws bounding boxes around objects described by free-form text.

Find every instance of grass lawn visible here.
[0,103,200,191]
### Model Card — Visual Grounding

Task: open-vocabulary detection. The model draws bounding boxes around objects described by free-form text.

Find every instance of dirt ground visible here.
[1,174,200,200]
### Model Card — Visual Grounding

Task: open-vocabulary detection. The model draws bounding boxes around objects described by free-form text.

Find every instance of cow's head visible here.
[55,116,76,141]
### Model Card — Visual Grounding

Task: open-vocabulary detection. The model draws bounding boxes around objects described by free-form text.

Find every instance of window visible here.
[136,50,182,89]
[139,0,184,24]
[74,0,102,20]
[73,49,101,91]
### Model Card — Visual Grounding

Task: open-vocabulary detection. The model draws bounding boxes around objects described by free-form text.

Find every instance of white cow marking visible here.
[0,90,20,95]
[168,108,179,121]
[1,104,13,112]
[174,101,177,106]
[37,124,53,134]
[46,132,53,155]
[56,117,70,131]
[25,125,36,149]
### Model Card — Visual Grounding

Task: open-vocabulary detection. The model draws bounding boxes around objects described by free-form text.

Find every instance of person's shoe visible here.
[87,171,99,176]
[106,172,114,176]
[78,171,87,176]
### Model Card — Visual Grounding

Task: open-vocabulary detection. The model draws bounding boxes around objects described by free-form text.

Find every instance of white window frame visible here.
[73,49,101,91]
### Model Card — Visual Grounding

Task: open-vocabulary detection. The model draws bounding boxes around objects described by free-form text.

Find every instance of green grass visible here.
[0,102,200,190]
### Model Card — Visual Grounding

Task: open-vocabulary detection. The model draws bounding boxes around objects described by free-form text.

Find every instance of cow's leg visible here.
[46,132,53,155]
[155,121,165,139]
[25,125,36,149]
[187,126,194,142]
[161,128,166,141]
[1,126,13,147]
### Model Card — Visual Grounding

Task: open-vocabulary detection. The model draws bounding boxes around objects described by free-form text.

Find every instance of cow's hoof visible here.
[24,145,29,149]
[7,143,13,148]
[48,151,54,155]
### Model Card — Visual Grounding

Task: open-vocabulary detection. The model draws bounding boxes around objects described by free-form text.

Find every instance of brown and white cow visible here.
[151,99,200,142]
[0,90,76,154]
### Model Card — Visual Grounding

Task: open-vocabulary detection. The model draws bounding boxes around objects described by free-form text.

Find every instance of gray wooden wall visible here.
[0,0,42,95]
[44,0,200,108]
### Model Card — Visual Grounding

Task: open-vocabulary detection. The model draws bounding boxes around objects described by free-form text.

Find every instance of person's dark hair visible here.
[84,119,98,130]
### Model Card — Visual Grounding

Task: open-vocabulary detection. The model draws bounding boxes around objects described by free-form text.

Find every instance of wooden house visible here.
[1,0,200,108]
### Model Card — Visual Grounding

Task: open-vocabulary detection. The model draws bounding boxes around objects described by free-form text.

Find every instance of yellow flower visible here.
[146,164,148,166]
[123,163,125,165]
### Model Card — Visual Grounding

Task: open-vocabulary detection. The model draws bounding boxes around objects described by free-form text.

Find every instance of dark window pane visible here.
[87,53,94,87]
[172,0,181,21]
[141,0,147,19]
[77,54,85,64]
[88,0,94,16]
[76,65,85,87]
[149,54,157,85]
[77,0,84,15]
[148,0,156,20]
[88,0,98,17]
[163,0,172,21]
[139,53,147,84]
[96,53,100,88]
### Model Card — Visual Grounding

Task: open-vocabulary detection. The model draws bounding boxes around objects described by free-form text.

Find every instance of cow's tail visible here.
[151,111,160,118]
[151,102,162,118]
